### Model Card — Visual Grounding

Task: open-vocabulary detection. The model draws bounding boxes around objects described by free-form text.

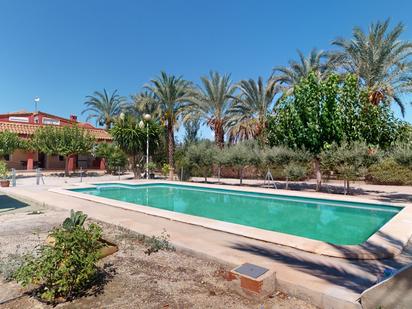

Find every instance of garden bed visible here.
[0,208,316,308]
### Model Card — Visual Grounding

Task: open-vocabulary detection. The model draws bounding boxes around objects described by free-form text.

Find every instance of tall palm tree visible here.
[184,71,236,148]
[272,48,335,96]
[82,89,126,130]
[131,91,162,121]
[331,19,412,116]
[144,71,194,179]
[226,77,277,144]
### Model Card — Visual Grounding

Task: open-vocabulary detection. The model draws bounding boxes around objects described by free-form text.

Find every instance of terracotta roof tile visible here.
[0,121,112,141]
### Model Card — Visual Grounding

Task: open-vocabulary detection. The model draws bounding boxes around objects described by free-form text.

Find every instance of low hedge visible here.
[367,159,412,185]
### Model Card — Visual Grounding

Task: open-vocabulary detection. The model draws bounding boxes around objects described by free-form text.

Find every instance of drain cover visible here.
[233,263,269,279]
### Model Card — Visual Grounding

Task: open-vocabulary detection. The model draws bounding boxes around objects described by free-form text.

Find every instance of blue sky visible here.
[0,0,411,140]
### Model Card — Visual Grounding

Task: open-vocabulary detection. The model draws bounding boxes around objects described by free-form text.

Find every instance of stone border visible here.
[50,180,412,260]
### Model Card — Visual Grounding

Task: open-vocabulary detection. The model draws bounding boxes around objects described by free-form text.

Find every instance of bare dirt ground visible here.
[0,201,316,309]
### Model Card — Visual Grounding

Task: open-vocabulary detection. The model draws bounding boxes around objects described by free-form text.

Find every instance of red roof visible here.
[0,121,112,141]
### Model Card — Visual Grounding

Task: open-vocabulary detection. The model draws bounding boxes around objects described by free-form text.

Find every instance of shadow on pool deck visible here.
[0,194,30,213]
[230,232,411,294]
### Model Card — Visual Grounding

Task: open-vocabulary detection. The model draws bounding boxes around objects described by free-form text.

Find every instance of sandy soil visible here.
[0,205,316,309]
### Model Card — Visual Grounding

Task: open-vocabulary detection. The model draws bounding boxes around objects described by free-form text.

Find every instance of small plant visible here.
[146,162,157,173]
[140,230,174,255]
[0,160,9,180]
[14,223,103,303]
[62,210,87,230]
[161,163,170,176]
[0,253,26,281]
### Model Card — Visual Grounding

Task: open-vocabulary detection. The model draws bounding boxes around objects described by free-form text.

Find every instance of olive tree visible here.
[321,141,379,194]
[185,140,216,182]
[31,126,95,176]
[223,141,261,185]
[264,146,311,189]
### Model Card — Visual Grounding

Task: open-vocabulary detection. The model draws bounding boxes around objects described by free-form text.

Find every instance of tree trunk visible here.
[131,155,140,179]
[314,158,322,191]
[285,176,289,190]
[217,164,221,183]
[167,120,174,180]
[215,123,224,149]
[64,157,69,177]
[239,167,243,185]
[344,179,350,195]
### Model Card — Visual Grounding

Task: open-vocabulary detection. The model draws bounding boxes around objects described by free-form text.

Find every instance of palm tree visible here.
[331,19,412,116]
[144,72,194,179]
[184,71,236,148]
[271,48,335,96]
[131,91,162,121]
[226,77,277,144]
[82,89,126,130]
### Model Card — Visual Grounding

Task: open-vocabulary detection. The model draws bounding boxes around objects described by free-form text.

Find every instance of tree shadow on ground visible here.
[230,231,411,294]
[0,195,29,213]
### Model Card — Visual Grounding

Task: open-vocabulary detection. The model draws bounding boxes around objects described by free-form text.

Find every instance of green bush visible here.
[0,160,8,179]
[161,163,170,176]
[95,143,128,174]
[14,223,103,303]
[368,159,412,185]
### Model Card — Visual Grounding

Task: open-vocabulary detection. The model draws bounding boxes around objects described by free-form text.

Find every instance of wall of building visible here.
[5,150,38,170]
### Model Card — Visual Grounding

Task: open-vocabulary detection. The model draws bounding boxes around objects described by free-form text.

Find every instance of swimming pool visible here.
[71,183,401,245]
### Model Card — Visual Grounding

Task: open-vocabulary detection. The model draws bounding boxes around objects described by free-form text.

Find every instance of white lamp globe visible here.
[143,114,151,121]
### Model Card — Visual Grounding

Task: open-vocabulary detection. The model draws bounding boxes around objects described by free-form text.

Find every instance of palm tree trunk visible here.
[215,123,224,149]
[167,120,174,180]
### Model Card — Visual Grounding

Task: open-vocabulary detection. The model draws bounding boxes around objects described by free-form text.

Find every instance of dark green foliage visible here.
[183,118,201,145]
[368,159,412,185]
[95,143,128,173]
[0,131,22,159]
[62,210,87,231]
[14,223,102,303]
[110,115,160,178]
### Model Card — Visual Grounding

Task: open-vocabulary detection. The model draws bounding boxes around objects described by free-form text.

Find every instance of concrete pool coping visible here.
[49,180,412,260]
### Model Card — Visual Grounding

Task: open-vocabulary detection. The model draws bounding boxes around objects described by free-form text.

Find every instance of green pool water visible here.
[72,183,401,245]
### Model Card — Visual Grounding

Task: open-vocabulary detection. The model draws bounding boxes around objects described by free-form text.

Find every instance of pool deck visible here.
[2,180,412,309]
[51,180,412,260]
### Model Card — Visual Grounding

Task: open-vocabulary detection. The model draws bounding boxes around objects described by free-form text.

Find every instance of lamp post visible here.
[34,97,40,112]
[139,114,152,179]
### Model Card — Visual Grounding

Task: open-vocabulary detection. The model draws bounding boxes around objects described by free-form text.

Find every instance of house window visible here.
[4,154,10,161]
[59,156,64,161]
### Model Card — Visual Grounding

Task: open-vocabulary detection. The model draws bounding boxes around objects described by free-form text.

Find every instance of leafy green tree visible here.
[95,143,128,174]
[321,141,379,194]
[272,49,336,97]
[110,115,160,178]
[82,89,127,129]
[332,19,412,115]
[339,74,402,148]
[31,126,95,175]
[184,71,236,148]
[185,140,216,182]
[268,73,342,191]
[227,77,277,144]
[0,131,22,159]
[144,72,194,179]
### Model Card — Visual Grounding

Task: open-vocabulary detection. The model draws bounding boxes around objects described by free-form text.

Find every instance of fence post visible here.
[11,168,16,187]
[36,168,40,185]
[80,167,83,183]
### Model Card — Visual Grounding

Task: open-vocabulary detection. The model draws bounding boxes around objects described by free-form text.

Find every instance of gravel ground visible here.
[0,203,316,309]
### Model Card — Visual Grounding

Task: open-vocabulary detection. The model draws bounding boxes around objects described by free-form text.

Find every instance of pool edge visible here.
[49,180,412,260]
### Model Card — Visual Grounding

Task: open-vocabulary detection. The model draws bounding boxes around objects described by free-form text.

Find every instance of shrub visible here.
[139,229,174,255]
[95,143,128,174]
[368,159,412,185]
[161,163,170,176]
[0,160,8,179]
[14,223,103,303]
